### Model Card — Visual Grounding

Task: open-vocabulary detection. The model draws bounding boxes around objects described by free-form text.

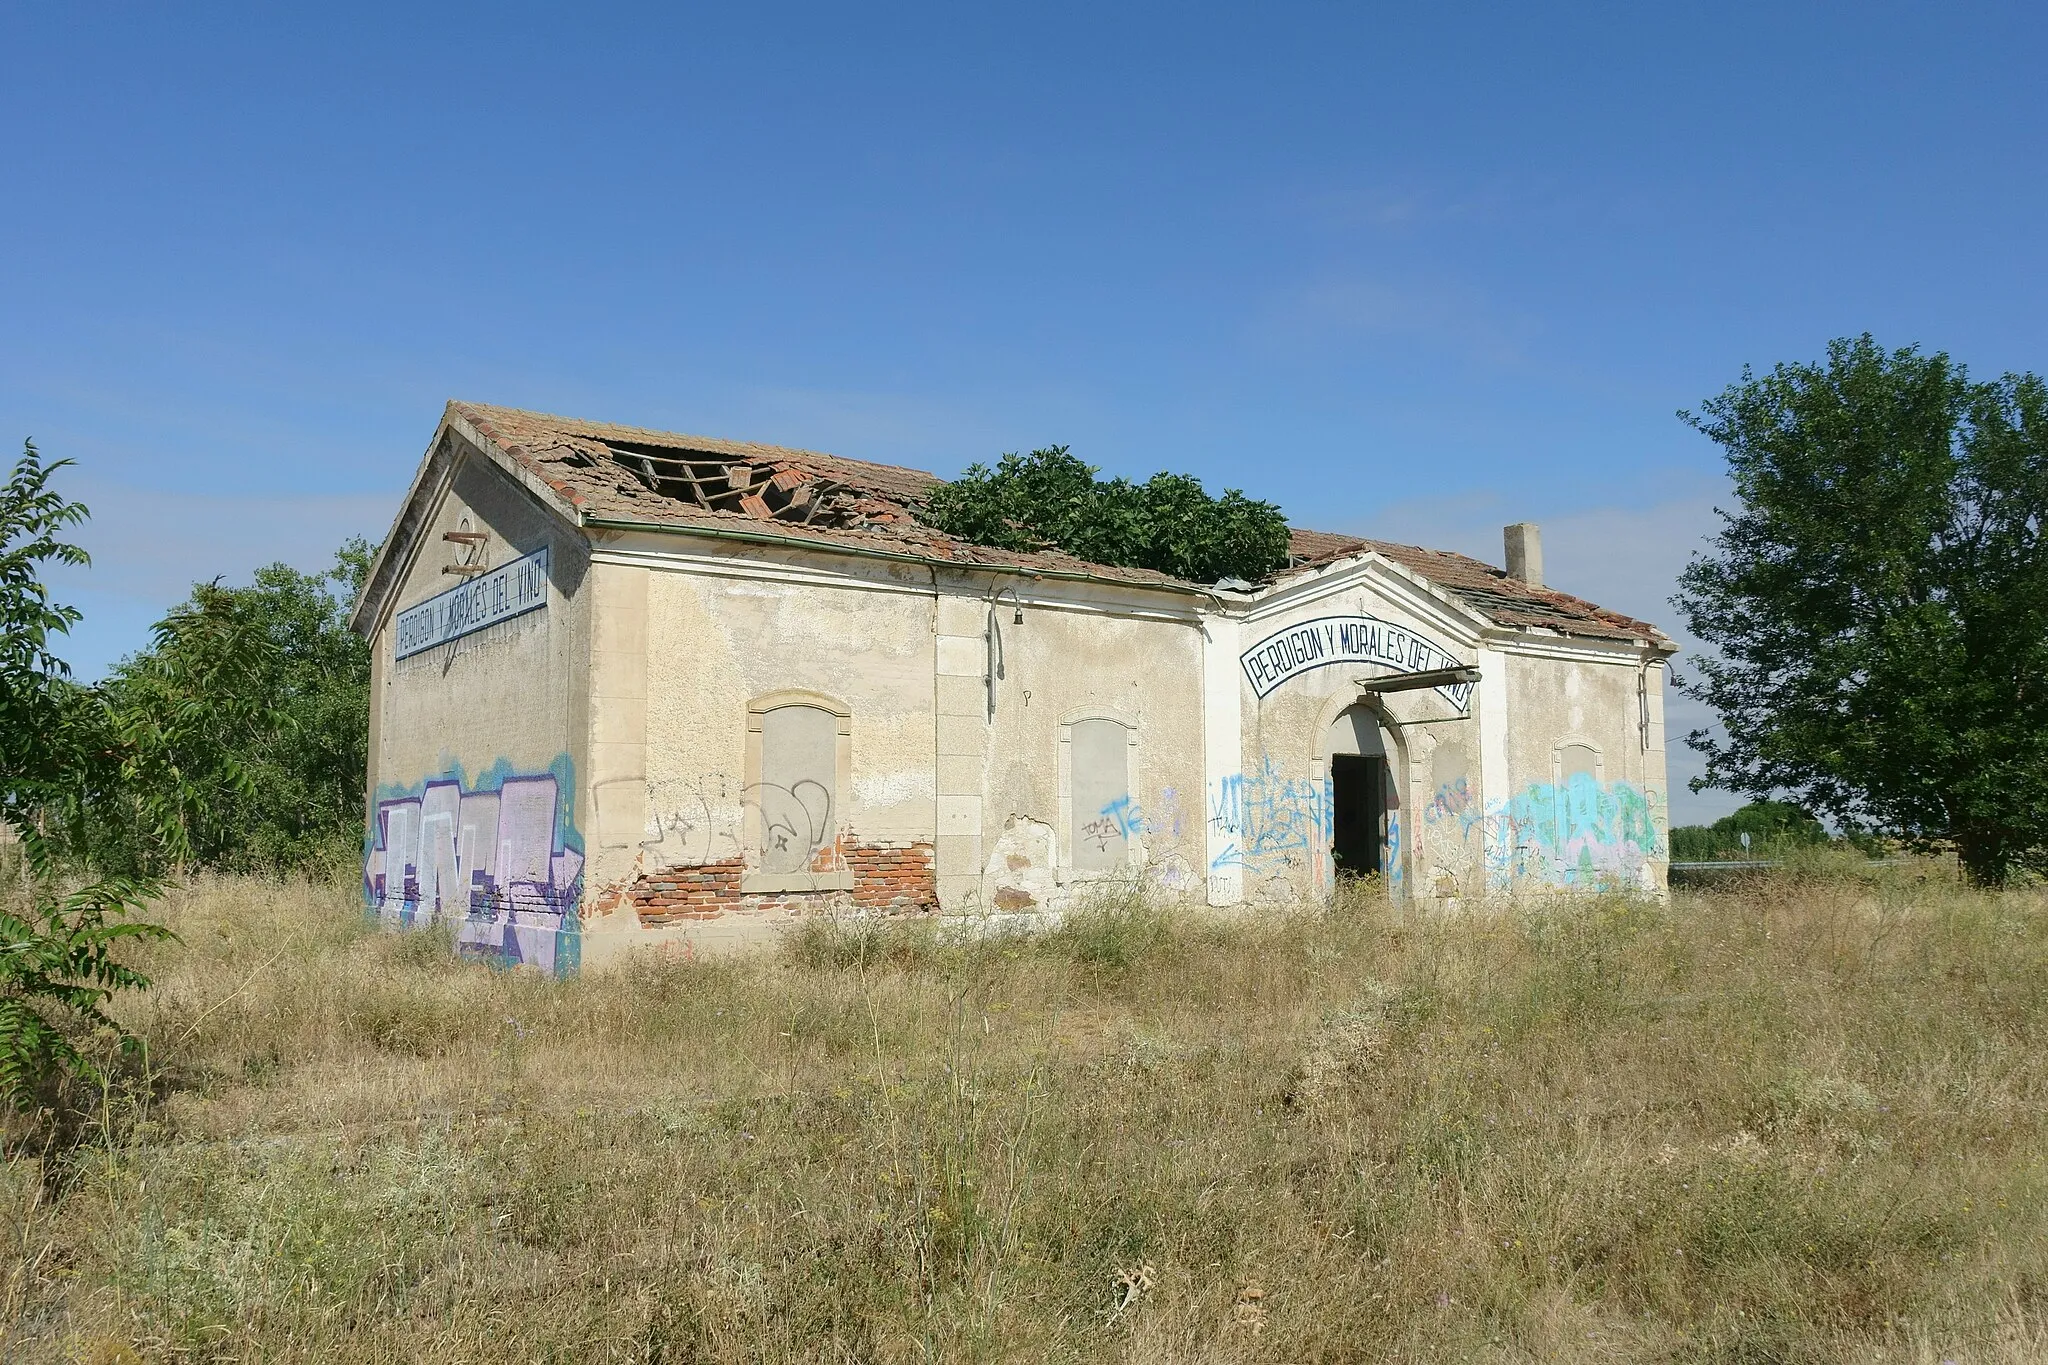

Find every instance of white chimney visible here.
[1504,522,1543,587]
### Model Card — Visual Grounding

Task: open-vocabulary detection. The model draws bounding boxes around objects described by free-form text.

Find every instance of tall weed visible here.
[3,871,2045,1362]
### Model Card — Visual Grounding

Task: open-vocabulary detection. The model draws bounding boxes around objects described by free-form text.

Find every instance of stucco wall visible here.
[580,550,940,954]
[1209,560,1671,904]
[574,553,1212,948]
[363,487,1676,973]
[1225,574,1489,906]
[974,592,1208,910]
[364,450,591,973]
[1493,647,1669,891]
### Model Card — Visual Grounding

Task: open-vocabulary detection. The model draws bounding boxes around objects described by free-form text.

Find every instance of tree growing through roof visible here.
[1674,335,2048,885]
[921,446,1293,584]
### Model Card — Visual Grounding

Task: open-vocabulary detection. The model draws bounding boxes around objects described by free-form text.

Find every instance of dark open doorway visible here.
[1330,753,1388,878]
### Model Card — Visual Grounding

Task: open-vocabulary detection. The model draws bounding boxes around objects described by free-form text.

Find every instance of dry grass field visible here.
[4,869,2047,1363]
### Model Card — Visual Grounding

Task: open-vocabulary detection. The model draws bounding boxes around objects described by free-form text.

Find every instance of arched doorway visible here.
[1326,705,1397,880]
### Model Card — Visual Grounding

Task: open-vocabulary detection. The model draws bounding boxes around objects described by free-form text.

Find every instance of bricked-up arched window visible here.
[758,705,836,872]
[1558,742,1601,785]
[1062,712,1139,878]
[743,691,853,893]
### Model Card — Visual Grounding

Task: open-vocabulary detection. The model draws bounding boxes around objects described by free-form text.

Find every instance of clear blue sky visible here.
[5,3,2044,823]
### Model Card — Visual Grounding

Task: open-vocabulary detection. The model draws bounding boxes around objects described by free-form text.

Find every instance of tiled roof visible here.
[1285,529,1667,643]
[449,402,1667,643]
[451,402,1192,590]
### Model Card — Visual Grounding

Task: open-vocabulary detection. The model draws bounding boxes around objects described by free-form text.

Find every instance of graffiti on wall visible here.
[638,772,849,875]
[1420,774,1483,895]
[755,780,837,873]
[1423,775,1479,833]
[1074,786,1197,890]
[1487,774,1662,889]
[1199,760,1669,901]
[1207,759,1331,894]
[1082,794,1140,856]
[1385,811,1403,894]
[1421,772,1664,892]
[640,773,743,866]
[1084,787,1189,848]
[365,755,582,974]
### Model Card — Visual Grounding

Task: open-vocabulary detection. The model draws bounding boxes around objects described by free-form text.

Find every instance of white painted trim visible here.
[1057,706,1145,727]
[1644,659,1672,878]
[739,690,855,895]
[378,454,461,625]
[586,542,1206,623]
[1483,631,1674,664]
[351,427,458,634]
[356,423,585,638]
[1200,612,1244,907]
[1552,736,1605,786]
[1313,693,1409,897]
[591,544,937,598]
[1240,552,1495,642]
[1475,645,1512,893]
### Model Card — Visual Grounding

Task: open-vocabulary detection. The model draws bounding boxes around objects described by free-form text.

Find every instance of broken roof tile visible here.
[447,401,1667,643]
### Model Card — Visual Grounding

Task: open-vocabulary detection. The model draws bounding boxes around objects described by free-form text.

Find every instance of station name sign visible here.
[1240,614,1474,709]
[395,545,549,660]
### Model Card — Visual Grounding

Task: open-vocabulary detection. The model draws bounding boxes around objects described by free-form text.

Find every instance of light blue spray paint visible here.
[1385,810,1403,892]
[365,752,583,975]
[1482,773,1662,890]
[1092,788,1191,843]
[1422,775,1482,837]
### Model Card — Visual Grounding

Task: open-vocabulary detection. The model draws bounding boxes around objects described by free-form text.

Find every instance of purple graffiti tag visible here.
[366,762,582,975]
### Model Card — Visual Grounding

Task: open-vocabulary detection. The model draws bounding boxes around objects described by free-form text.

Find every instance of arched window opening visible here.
[1558,742,1600,786]
[742,690,853,893]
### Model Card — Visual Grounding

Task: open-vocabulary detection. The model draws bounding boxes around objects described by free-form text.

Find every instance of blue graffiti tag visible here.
[1207,758,1331,874]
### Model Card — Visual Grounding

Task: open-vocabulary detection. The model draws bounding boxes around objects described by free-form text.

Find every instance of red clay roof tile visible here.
[448,401,1667,643]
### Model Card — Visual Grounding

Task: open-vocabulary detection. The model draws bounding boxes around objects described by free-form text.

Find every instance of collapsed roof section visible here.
[407,401,1669,646]
[601,439,920,532]
[446,401,1196,591]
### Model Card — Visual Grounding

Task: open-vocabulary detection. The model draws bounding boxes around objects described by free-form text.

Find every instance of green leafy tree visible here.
[0,443,94,836]
[0,443,171,1107]
[1668,800,1829,861]
[84,542,374,877]
[923,446,1293,583]
[1675,336,2048,884]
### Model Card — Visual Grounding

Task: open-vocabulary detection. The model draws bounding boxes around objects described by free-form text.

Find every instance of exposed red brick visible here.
[621,838,937,927]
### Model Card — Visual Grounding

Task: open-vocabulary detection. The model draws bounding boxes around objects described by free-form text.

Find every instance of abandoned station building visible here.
[350,402,1677,972]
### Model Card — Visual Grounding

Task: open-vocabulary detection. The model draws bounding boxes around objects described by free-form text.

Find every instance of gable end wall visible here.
[363,442,593,974]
